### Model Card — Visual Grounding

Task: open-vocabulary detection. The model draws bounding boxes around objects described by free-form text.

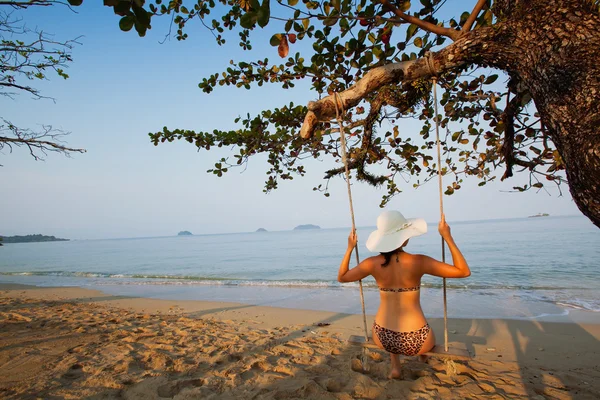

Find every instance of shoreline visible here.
[2,283,600,357]
[1,283,599,399]
[2,277,599,323]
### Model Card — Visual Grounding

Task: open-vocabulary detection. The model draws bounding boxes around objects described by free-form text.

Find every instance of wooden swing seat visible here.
[348,335,471,360]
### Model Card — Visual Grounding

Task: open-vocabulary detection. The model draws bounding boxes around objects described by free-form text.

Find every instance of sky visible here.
[0,2,583,240]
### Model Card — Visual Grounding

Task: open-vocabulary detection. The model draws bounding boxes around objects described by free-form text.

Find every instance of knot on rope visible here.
[425,51,437,82]
[333,92,345,122]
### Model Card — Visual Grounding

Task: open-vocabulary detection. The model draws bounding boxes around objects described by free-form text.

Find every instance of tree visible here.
[0,1,85,164]
[94,1,600,227]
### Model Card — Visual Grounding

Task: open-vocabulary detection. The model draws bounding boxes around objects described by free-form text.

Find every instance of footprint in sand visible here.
[62,363,85,380]
[156,378,204,397]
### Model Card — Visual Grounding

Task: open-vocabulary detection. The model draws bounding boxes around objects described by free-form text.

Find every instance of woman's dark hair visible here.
[381,251,395,267]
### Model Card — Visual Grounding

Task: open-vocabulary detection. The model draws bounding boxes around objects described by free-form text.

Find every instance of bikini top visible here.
[379,286,420,292]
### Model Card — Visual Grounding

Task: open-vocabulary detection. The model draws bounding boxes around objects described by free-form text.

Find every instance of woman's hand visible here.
[347,230,358,249]
[438,214,452,240]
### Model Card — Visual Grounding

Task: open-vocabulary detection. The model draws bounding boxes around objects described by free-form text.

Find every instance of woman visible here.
[337,210,470,379]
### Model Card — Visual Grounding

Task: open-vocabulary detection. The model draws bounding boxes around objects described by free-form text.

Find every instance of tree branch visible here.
[378,0,460,40]
[0,1,65,8]
[0,119,85,162]
[462,0,488,33]
[0,82,42,97]
[300,26,502,138]
[0,136,85,156]
[501,90,518,180]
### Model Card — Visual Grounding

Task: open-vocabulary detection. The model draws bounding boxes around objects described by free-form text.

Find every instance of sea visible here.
[1,216,599,321]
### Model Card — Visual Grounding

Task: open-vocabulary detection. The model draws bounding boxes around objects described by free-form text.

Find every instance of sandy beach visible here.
[1,284,599,399]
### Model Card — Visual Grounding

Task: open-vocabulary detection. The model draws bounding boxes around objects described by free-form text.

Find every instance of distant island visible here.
[293,224,321,230]
[177,231,193,236]
[256,228,268,232]
[0,234,69,244]
[528,213,550,218]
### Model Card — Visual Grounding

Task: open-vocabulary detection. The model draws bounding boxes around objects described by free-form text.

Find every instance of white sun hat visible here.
[365,210,428,253]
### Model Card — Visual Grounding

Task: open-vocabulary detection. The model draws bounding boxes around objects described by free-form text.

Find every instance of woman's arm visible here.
[421,214,471,278]
[337,230,375,282]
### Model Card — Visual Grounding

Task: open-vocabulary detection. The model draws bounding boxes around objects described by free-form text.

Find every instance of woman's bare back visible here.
[371,252,428,332]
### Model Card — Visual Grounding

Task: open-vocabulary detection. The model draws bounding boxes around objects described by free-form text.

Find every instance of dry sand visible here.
[0,284,599,399]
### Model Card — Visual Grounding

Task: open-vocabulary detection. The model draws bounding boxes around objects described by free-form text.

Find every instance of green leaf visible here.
[372,46,382,59]
[340,18,349,31]
[270,33,283,46]
[119,15,135,31]
[288,0,299,5]
[414,37,423,48]
[459,11,470,26]
[406,24,418,40]
[132,5,151,27]
[134,20,147,37]
[240,12,256,29]
[257,0,270,28]
[114,1,131,16]
[484,74,498,84]
[323,16,337,26]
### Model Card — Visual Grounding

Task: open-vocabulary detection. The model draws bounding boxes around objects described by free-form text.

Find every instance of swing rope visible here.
[427,50,449,353]
[333,92,369,343]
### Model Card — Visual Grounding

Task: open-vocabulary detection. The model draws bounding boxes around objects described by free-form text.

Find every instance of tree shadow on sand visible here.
[108,309,599,400]
[461,312,600,399]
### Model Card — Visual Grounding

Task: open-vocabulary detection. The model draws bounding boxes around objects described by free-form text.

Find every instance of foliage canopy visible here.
[5,1,600,222]
[94,0,587,207]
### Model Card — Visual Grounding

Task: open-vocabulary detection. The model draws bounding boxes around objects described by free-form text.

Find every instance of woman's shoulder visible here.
[400,252,433,268]
[365,254,385,264]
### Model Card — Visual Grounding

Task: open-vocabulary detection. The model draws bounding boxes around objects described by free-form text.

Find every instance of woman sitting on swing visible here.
[337,210,470,378]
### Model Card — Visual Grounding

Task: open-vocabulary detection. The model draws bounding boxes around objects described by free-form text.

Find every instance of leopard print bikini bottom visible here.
[373,322,431,356]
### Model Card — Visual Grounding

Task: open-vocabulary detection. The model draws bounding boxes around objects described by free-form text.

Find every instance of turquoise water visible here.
[1,216,599,319]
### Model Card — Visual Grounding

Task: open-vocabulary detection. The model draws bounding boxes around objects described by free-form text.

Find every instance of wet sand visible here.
[1,284,599,399]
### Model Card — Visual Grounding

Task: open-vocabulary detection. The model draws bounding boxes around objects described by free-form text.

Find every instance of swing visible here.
[334,76,471,361]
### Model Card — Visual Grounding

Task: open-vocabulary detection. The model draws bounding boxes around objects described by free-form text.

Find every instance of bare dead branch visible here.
[0,118,85,162]
[0,1,72,9]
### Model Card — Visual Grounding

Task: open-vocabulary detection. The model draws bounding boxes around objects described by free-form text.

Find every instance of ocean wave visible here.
[0,270,596,292]
[514,290,600,313]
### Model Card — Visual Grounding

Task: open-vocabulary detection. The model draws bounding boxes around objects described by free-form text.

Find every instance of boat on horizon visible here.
[528,213,550,218]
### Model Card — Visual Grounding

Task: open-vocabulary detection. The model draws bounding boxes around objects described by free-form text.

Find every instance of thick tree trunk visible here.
[484,0,600,227]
